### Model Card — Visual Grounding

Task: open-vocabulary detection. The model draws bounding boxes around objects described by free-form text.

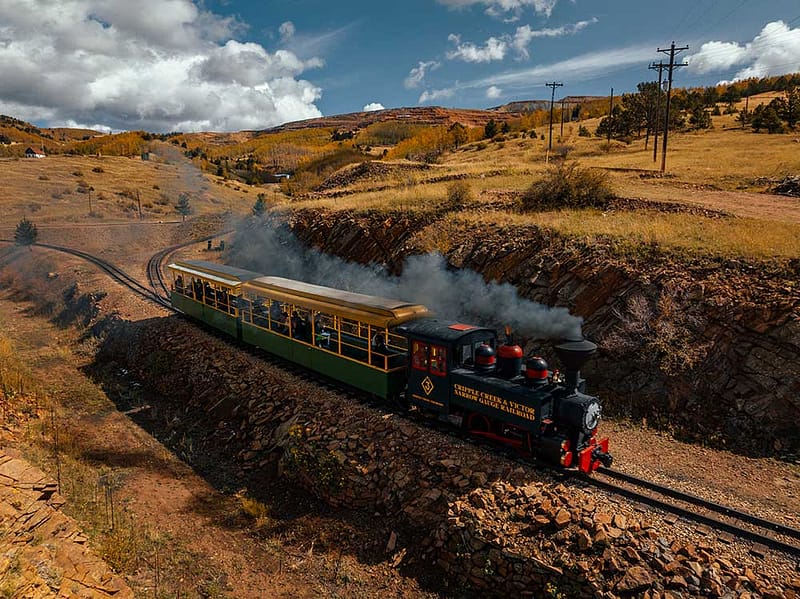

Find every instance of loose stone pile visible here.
[97,315,799,598]
[0,451,132,598]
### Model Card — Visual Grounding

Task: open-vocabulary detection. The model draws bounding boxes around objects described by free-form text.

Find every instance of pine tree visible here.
[14,217,38,245]
[175,194,191,221]
[483,119,498,139]
[252,194,267,217]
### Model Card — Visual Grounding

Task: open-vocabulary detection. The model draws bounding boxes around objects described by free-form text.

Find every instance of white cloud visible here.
[486,85,503,99]
[279,21,295,41]
[445,17,596,65]
[688,21,800,82]
[419,88,455,103]
[511,18,598,59]
[437,0,559,20]
[437,44,655,97]
[363,102,385,111]
[446,34,507,63]
[405,60,441,89]
[0,0,324,132]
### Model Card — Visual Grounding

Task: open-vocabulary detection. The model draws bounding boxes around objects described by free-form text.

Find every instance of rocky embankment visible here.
[282,209,800,457]
[0,451,132,598]
[94,315,798,598]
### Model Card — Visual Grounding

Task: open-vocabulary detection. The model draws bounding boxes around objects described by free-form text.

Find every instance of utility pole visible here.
[742,95,750,128]
[657,41,688,173]
[649,61,666,162]
[546,81,563,152]
[607,88,614,145]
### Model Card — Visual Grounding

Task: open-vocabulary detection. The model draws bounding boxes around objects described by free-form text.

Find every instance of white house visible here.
[24,147,46,158]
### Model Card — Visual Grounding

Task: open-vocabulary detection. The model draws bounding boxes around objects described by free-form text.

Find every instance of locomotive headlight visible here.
[556,394,602,434]
[583,400,601,432]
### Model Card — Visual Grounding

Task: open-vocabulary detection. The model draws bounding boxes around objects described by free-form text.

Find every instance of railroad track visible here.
[1,239,170,308]
[581,467,800,558]
[6,235,798,560]
[145,231,233,300]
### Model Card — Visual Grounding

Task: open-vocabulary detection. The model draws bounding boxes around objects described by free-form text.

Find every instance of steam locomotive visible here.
[167,259,612,474]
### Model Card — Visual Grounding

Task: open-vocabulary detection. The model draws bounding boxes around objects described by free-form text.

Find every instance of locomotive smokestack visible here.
[554,337,597,392]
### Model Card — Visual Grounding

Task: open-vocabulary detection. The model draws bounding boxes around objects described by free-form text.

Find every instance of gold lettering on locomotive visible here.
[421,376,434,395]
[452,384,535,421]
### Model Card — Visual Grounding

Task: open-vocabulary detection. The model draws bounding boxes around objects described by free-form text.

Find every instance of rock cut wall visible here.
[285,209,800,457]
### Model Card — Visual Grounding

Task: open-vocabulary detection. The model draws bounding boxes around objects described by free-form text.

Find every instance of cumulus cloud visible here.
[0,0,324,132]
[688,20,800,82]
[511,18,598,59]
[437,0,559,20]
[445,18,596,65]
[446,34,507,63]
[404,60,441,89]
[419,88,455,103]
[279,21,295,41]
[486,85,503,99]
[363,102,385,111]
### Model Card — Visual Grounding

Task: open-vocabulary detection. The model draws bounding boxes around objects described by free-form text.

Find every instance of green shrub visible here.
[444,180,472,211]
[519,162,614,212]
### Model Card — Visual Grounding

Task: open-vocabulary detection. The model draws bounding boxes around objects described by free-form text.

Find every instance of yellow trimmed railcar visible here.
[166,260,431,399]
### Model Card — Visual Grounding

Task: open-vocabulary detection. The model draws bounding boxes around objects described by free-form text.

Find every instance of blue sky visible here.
[0,0,798,132]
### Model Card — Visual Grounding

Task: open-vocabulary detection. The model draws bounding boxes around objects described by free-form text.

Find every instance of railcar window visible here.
[412,341,429,371]
[430,344,447,376]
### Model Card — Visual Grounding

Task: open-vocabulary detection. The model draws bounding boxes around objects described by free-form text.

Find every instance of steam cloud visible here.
[229,220,583,341]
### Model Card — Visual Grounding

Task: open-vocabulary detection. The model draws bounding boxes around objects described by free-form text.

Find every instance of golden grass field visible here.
[2,97,800,260]
[0,141,257,226]
[288,105,800,260]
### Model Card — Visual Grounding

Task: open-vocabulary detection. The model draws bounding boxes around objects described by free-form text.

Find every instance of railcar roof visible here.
[244,276,432,327]
[395,318,496,343]
[167,260,261,288]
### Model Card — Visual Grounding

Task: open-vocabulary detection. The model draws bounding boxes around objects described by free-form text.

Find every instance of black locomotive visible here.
[397,319,612,473]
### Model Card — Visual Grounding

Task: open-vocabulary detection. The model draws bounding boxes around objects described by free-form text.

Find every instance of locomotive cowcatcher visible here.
[395,319,613,473]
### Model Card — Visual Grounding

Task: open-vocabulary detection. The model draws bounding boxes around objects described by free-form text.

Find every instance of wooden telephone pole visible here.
[546,81,564,151]
[657,42,688,173]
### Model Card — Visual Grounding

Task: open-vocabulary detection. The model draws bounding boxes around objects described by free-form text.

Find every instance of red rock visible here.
[554,509,572,528]
[615,566,654,594]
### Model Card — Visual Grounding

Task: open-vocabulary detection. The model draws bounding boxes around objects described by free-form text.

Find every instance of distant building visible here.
[24,147,46,158]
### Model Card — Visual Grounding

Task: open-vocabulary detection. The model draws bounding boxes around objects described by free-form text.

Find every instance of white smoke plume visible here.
[229,220,583,340]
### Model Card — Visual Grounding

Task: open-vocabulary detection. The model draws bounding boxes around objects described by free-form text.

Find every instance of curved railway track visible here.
[3,235,798,560]
[1,239,171,308]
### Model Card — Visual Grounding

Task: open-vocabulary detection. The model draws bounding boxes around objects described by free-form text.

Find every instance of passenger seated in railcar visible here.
[269,302,289,334]
[371,333,388,368]
[174,275,184,294]
[290,311,312,342]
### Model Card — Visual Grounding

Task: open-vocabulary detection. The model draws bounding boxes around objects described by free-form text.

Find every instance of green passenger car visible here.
[166,260,431,400]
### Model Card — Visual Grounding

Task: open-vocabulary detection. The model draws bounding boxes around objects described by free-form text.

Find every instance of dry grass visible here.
[457,210,800,260]
[287,102,800,259]
[0,151,260,225]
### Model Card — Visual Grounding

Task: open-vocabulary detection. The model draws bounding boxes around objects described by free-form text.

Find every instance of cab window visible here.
[412,341,428,371]
[429,345,447,376]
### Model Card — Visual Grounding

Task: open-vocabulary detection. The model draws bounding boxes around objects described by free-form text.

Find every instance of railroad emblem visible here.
[421,376,434,395]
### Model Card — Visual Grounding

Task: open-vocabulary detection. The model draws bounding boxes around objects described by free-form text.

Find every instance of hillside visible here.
[0,114,102,156]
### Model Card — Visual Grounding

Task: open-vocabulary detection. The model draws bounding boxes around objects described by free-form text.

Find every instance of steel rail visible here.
[581,468,800,558]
